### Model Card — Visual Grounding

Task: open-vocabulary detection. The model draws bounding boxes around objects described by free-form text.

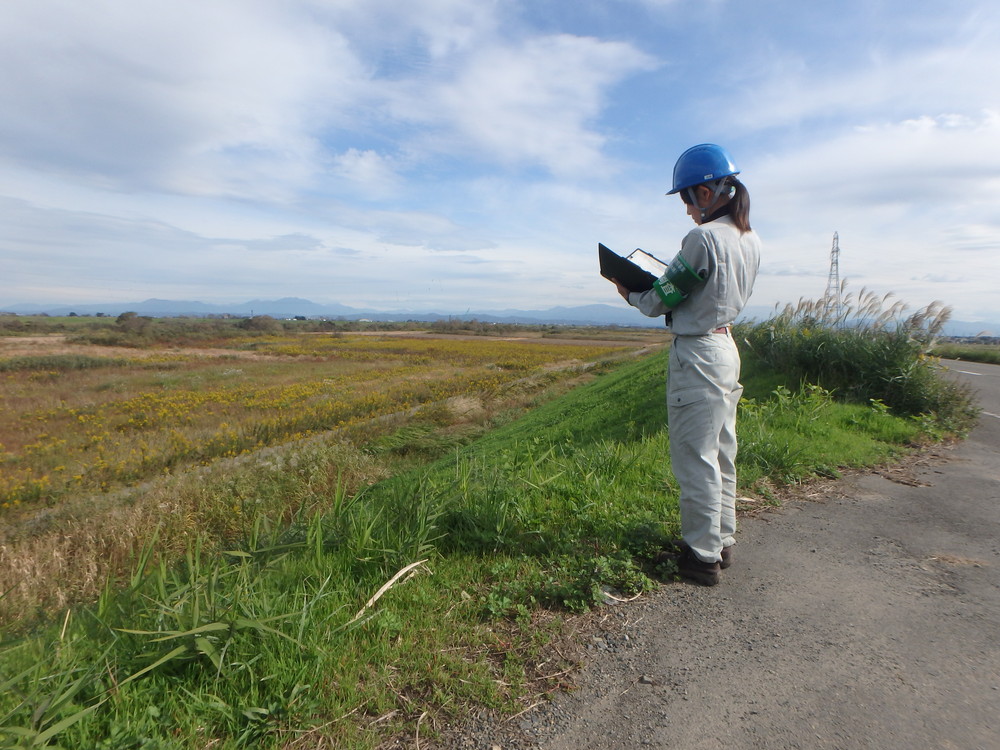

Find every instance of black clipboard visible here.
[599,243,659,292]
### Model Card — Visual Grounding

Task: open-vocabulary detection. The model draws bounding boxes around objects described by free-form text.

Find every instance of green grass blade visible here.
[118,645,189,688]
[32,699,107,746]
[232,617,303,646]
[194,637,222,672]
[0,726,37,738]
[148,622,230,642]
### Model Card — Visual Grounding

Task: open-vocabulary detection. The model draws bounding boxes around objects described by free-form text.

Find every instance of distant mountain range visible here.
[2,296,996,337]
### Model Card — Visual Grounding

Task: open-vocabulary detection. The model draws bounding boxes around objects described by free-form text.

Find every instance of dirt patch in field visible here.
[0,334,274,361]
[1,331,663,361]
[341,330,666,347]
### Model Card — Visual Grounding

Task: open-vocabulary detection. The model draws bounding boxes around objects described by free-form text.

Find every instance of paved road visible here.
[440,360,1000,749]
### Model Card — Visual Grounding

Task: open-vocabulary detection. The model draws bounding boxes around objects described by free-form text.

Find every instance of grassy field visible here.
[0,312,978,748]
[1,320,658,625]
[931,341,1000,365]
[0,326,642,510]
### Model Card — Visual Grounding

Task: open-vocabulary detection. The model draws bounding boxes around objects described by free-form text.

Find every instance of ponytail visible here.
[727,177,751,233]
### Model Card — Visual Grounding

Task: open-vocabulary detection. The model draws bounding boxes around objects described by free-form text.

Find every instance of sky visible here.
[2,0,1000,324]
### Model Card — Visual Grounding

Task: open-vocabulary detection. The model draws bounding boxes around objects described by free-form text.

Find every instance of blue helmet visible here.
[667,144,740,194]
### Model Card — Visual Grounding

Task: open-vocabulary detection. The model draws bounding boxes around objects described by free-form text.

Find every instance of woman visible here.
[613,143,760,586]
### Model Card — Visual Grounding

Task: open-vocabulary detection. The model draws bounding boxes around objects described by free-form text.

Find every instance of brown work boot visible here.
[720,545,733,570]
[676,546,721,586]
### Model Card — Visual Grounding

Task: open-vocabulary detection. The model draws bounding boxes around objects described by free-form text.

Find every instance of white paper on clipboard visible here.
[625,248,668,279]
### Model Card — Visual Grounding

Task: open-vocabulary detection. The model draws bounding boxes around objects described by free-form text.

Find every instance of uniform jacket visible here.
[627,212,761,335]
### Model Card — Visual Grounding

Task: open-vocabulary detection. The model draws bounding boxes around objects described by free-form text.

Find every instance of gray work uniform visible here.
[627,213,760,563]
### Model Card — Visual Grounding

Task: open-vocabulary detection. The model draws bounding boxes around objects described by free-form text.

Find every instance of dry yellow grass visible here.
[0,435,389,625]
[0,329,658,628]
[0,332,629,510]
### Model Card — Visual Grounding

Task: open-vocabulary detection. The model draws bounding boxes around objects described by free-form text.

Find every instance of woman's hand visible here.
[612,278,631,301]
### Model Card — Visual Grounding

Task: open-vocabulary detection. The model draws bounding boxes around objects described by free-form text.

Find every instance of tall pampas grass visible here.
[740,285,977,437]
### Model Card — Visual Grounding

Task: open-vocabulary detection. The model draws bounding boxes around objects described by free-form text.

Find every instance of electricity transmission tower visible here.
[823,232,843,324]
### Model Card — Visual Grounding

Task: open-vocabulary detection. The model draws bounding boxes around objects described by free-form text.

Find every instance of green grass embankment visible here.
[0,349,950,748]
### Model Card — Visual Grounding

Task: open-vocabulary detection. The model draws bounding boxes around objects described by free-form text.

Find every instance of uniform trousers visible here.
[667,331,743,564]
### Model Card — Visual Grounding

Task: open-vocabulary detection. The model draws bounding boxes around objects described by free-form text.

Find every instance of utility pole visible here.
[824,232,842,323]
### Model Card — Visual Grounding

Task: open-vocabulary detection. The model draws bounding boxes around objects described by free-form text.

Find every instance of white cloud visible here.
[384,34,658,175]
[329,149,402,199]
[0,0,655,196]
[301,0,502,60]
[752,111,1000,216]
[745,109,1000,319]
[724,13,1000,136]
[0,0,364,198]
[0,191,510,306]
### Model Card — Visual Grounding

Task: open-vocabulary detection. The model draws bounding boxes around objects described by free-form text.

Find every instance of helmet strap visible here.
[685,187,700,211]
[695,179,733,220]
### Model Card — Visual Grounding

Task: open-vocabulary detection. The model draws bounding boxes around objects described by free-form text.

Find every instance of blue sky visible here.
[2,0,999,324]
